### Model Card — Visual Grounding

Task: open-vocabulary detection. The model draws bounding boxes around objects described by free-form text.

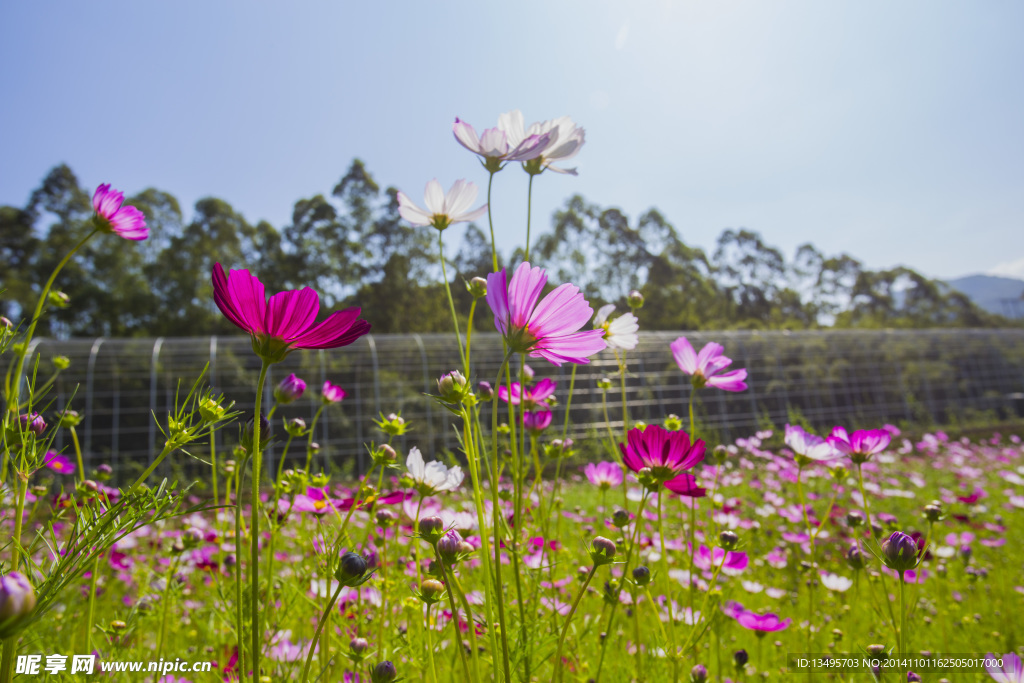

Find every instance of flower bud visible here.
[612,509,630,528]
[466,277,488,299]
[596,377,613,391]
[182,527,205,548]
[0,317,12,330]
[0,572,36,638]
[664,414,683,432]
[418,516,445,544]
[373,444,397,466]
[285,417,307,438]
[20,412,46,437]
[907,672,922,682]
[437,370,469,404]
[477,381,493,400]
[880,531,920,572]
[846,511,864,528]
[436,529,464,565]
[321,381,347,404]
[376,509,398,528]
[712,444,728,465]
[846,545,865,570]
[865,644,887,657]
[350,636,369,655]
[627,290,645,309]
[719,530,740,551]
[376,412,407,436]
[110,620,127,632]
[241,413,272,452]
[588,536,617,566]
[58,410,83,428]
[335,551,369,587]
[274,373,306,404]
[198,398,226,424]
[52,355,71,371]
[418,579,445,605]
[632,566,652,587]
[48,291,70,308]
[733,649,748,668]
[922,503,943,523]
[370,660,397,683]
[690,664,708,683]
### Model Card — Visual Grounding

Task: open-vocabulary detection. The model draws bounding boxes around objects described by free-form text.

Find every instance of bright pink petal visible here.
[226,267,269,335]
[265,288,320,340]
[694,342,725,375]
[288,308,370,349]
[531,378,557,402]
[485,269,510,335]
[670,337,698,375]
[529,283,593,339]
[507,262,547,329]
[212,263,256,333]
[705,369,748,392]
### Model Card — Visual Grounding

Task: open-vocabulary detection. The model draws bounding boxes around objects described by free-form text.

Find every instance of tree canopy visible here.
[0,161,1013,338]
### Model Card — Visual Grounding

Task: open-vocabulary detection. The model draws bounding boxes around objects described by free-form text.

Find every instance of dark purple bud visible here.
[719,530,739,550]
[370,660,397,683]
[733,649,748,668]
[846,545,866,571]
[350,636,369,655]
[418,515,445,543]
[690,664,708,683]
[477,381,493,400]
[20,413,46,437]
[335,551,368,586]
[0,572,36,637]
[273,373,306,404]
[436,530,463,565]
[632,566,652,586]
[881,531,919,572]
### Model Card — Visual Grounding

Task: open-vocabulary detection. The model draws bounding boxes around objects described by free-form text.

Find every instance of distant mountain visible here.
[946,274,1024,318]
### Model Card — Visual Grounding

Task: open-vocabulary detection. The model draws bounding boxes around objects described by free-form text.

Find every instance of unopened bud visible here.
[627,290,645,309]
[466,277,487,298]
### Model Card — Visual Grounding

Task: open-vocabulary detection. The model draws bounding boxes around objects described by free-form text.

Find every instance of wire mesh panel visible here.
[19,329,1024,480]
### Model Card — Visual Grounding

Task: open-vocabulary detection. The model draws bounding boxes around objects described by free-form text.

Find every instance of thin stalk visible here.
[899,573,907,655]
[9,228,99,411]
[300,581,345,683]
[438,232,465,364]
[448,571,481,681]
[425,603,439,683]
[157,554,181,657]
[554,565,597,683]
[249,360,271,683]
[658,491,679,658]
[303,404,326,473]
[486,170,499,272]
[856,463,874,534]
[524,173,535,263]
[489,351,515,683]
[70,426,85,485]
[505,360,529,679]
[433,547,472,682]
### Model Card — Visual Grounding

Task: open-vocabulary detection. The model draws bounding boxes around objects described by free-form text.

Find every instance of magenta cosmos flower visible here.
[619,424,706,491]
[397,179,487,232]
[584,461,623,490]
[828,426,891,465]
[693,545,749,573]
[671,337,747,392]
[485,262,606,366]
[736,610,791,634]
[498,378,556,408]
[43,451,75,475]
[523,409,552,434]
[321,380,347,404]
[92,184,148,240]
[212,264,370,364]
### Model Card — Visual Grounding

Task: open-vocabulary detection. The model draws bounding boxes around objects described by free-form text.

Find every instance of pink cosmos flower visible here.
[665,473,707,498]
[43,451,75,475]
[784,425,842,462]
[619,425,706,490]
[736,610,791,633]
[321,381,347,403]
[485,262,607,366]
[212,263,370,364]
[828,426,891,464]
[584,461,623,490]
[452,115,553,169]
[92,184,147,240]
[693,545,748,573]
[670,338,748,392]
[986,652,1023,683]
[523,410,553,434]
[498,378,556,408]
[397,179,487,232]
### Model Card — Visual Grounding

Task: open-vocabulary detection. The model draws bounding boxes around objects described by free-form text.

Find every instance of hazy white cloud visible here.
[988,257,1024,280]
[615,23,629,50]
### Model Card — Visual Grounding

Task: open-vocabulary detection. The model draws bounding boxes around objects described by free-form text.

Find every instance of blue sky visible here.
[2,1,1022,280]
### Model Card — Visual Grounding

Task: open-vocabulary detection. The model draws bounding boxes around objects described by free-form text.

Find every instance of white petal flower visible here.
[397,179,487,232]
[500,111,586,175]
[593,304,639,351]
[406,446,464,494]
[820,573,853,592]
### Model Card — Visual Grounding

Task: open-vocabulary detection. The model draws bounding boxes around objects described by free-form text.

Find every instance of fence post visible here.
[149,338,165,464]
[84,338,105,471]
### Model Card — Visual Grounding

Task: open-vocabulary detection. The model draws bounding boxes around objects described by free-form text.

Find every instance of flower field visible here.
[2,110,1022,683]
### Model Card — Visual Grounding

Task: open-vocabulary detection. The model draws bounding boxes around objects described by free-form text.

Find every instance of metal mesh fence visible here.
[18,329,1024,480]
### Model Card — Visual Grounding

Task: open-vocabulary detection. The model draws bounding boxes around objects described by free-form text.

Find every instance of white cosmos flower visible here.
[499,110,586,175]
[406,446,464,494]
[785,424,842,462]
[820,573,853,592]
[594,304,639,351]
[452,117,553,168]
[397,179,487,232]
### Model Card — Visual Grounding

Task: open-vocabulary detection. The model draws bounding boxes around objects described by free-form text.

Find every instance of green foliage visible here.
[0,163,1016,338]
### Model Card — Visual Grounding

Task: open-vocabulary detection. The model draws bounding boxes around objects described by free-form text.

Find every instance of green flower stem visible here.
[554,564,597,683]
[448,570,481,681]
[433,546,472,682]
[486,170,499,272]
[595,491,651,681]
[124,441,177,498]
[680,552,729,652]
[524,173,535,263]
[69,426,85,485]
[505,359,530,679]
[686,496,697,618]
[249,359,270,683]
[439,232,465,365]
[657,491,679,658]
[425,602,439,683]
[899,573,908,655]
[464,298,477,376]
[300,580,345,683]
[600,388,628,508]
[8,227,99,412]
[157,554,181,657]
[489,350,515,683]
[303,404,326,473]
[616,350,629,442]
[234,453,248,674]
